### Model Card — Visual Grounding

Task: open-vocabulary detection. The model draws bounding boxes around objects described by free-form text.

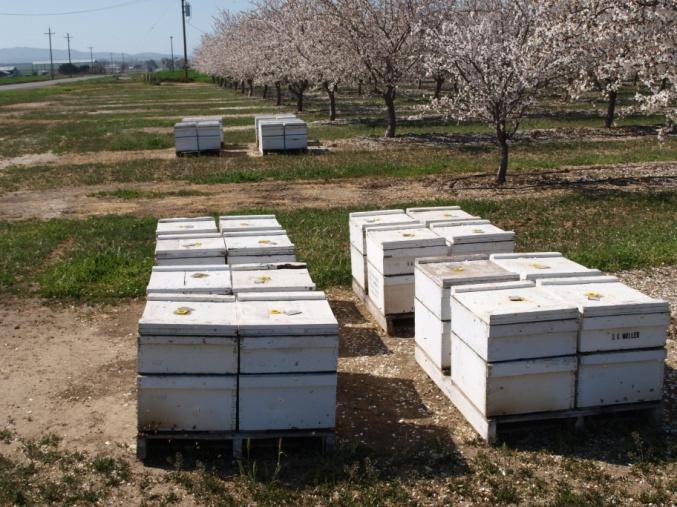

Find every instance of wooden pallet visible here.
[137,428,336,460]
[415,345,662,443]
[176,149,222,157]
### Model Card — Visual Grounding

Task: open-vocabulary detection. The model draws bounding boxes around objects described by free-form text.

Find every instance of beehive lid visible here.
[138,299,237,336]
[230,262,306,271]
[231,268,315,293]
[224,234,294,255]
[406,206,479,226]
[183,115,223,123]
[537,276,669,317]
[158,217,214,223]
[452,281,579,325]
[219,215,282,233]
[156,219,217,237]
[146,293,235,302]
[349,210,414,231]
[236,292,338,336]
[366,225,446,250]
[432,221,515,244]
[416,257,519,288]
[491,252,601,280]
[155,236,226,258]
[147,267,232,294]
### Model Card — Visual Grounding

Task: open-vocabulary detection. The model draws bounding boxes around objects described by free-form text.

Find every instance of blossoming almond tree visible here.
[318,0,442,137]
[424,0,573,184]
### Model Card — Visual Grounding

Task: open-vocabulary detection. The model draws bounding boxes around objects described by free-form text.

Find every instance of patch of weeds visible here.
[22,433,62,464]
[552,482,605,507]
[92,455,132,486]
[0,429,13,444]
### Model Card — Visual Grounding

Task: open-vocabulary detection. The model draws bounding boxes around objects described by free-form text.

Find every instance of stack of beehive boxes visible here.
[350,206,515,329]
[174,119,223,154]
[138,215,338,439]
[536,276,668,408]
[256,114,308,154]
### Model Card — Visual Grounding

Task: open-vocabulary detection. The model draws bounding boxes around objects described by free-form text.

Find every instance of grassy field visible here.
[0,74,675,505]
[1,191,674,299]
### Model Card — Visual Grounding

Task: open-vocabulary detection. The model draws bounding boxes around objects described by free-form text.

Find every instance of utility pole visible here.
[88,46,94,72]
[44,27,55,80]
[121,53,125,73]
[64,33,73,64]
[180,0,189,81]
[170,36,175,71]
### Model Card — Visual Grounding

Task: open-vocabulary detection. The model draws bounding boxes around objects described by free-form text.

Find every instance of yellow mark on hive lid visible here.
[240,222,250,226]
[472,229,485,233]
[270,309,282,315]
[174,306,194,316]
[191,273,209,279]
[178,224,194,229]
[258,239,271,244]
[401,232,415,237]
[508,295,525,302]
[255,275,272,284]
[452,266,465,272]
[530,262,551,269]
[585,291,603,301]
[183,242,202,248]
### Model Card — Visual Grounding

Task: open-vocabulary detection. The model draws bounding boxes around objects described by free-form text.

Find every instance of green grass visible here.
[1,137,674,192]
[148,69,212,83]
[0,75,53,86]
[0,191,674,299]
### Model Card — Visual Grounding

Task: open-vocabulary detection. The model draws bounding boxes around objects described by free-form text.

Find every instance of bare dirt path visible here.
[0,161,674,221]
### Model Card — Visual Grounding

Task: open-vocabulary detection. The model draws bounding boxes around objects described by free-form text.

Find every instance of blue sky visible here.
[0,0,251,56]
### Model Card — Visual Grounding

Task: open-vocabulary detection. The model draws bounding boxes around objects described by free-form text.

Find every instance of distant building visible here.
[32,59,92,73]
[0,66,19,77]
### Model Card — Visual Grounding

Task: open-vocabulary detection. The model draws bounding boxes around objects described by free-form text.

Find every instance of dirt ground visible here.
[0,161,674,221]
[0,268,674,487]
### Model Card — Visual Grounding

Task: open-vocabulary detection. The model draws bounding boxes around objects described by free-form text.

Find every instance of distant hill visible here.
[0,47,170,64]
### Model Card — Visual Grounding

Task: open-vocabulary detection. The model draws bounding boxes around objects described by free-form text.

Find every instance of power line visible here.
[64,33,73,64]
[0,0,155,17]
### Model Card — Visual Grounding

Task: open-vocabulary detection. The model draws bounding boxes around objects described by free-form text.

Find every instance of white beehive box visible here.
[283,118,308,150]
[138,375,237,431]
[414,256,520,370]
[451,334,576,417]
[231,263,315,294]
[367,265,415,315]
[184,116,224,142]
[147,265,232,295]
[451,281,579,361]
[174,121,198,153]
[415,257,520,321]
[350,245,368,290]
[236,291,338,373]
[365,224,448,276]
[155,236,226,266]
[255,114,296,145]
[537,276,669,352]
[258,120,285,153]
[491,252,602,281]
[218,214,282,233]
[195,120,222,151]
[348,209,414,254]
[224,231,296,265]
[156,218,217,238]
[138,298,238,336]
[406,206,479,227]
[238,373,337,431]
[431,220,515,255]
[138,335,238,374]
[577,348,666,407]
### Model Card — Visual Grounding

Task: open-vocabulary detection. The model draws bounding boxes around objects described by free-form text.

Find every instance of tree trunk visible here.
[605,90,617,128]
[296,89,304,112]
[327,88,336,121]
[383,86,397,138]
[289,81,307,112]
[496,130,509,184]
[417,79,422,89]
[262,84,268,99]
[434,77,444,100]
[240,80,245,94]
[247,79,254,97]
[357,80,363,95]
[275,82,282,106]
